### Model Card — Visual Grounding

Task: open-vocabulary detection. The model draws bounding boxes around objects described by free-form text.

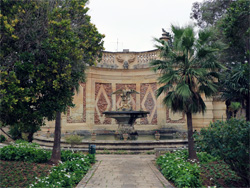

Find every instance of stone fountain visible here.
[103,89,149,140]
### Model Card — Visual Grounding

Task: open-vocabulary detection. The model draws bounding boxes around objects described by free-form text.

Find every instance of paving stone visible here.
[76,155,174,188]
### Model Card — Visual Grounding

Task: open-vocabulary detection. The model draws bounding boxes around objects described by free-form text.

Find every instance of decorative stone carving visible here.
[95,83,112,124]
[140,83,157,125]
[116,84,136,111]
[112,89,139,111]
[97,50,158,69]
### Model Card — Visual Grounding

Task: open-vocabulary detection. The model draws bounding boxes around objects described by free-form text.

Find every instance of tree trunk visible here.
[246,92,250,121]
[50,111,61,164]
[0,128,13,140]
[226,100,232,120]
[186,112,198,161]
[27,132,34,142]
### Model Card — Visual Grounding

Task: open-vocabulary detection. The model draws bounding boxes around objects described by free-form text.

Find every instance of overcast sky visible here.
[88,0,203,52]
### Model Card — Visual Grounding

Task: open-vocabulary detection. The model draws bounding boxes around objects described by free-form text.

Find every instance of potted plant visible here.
[123,133,129,141]
[91,131,96,141]
[155,131,160,141]
[46,128,50,138]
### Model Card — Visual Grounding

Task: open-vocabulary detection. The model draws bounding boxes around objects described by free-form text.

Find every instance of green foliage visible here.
[190,0,233,28]
[195,118,250,185]
[0,135,6,143]
[151,25,224,160]
[61,150,95,164]
[229,102,241,116]
[0,140,94,187]
[196,151,218,164]
[0,0,104,146]
[0,160,52,188]
[8,124,22,140]
[0,140,50,163]
[29,152,93,188]
[156,149,201,188]
[151,25,224,115]
[200,161,241,187]
[65,134,83,147]
[221,0,250,63]
[29,159,91,187]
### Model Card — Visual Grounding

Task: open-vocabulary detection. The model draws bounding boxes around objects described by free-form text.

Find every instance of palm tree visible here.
[151,25,225,160]
[229,102,242,118]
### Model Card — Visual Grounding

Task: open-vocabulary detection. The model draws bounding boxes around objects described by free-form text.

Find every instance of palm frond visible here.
[156,84,172,98]
[176,82,192,99]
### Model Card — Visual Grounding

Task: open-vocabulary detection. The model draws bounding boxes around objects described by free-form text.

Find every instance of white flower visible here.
[65,174,71,178]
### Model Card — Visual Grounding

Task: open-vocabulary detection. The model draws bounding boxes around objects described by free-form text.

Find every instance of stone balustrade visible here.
[96,50,159,69]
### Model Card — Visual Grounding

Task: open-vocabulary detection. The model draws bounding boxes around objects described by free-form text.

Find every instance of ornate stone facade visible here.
[44,50,226,133]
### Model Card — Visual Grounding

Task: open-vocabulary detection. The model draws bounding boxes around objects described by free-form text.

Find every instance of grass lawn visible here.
[0,160,53,188]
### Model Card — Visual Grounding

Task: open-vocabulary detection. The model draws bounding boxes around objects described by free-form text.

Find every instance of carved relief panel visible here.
[140,83,157,125]
[94,83,112,124]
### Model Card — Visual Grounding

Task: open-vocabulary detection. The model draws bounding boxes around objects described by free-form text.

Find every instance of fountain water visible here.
[103,89,149,140]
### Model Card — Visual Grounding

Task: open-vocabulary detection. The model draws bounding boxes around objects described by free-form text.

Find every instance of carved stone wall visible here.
[44,49,226,133]
[140,83,157,125]
[94,83,112,124]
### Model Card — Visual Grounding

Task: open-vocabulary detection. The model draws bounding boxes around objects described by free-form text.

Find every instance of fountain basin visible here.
[103,111,149,125]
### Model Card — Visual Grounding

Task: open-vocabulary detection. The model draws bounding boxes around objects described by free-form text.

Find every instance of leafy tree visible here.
[0,0,104,164]
[219,0,250,121]
[190,0,234,28]
[45,0,104,165]
[0,0,54,141]
[151,25,224,160]
[220,0,250,65]
[191,0,250,121]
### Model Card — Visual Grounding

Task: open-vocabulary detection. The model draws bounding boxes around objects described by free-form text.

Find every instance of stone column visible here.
[86,73,95,129]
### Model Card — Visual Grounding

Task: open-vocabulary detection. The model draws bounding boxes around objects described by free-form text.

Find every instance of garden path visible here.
[76,154,174,188]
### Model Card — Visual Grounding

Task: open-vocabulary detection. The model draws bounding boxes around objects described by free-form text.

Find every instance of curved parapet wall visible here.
[44,50,226,134]
[96,50,159,69]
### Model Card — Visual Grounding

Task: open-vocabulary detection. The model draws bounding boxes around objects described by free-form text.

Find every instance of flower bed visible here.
[156,149,242,187]
[0,140,95,188]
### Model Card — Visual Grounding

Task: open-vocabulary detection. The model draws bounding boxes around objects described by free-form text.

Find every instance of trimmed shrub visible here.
[64,134,83,147]
[195,118,250,185]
